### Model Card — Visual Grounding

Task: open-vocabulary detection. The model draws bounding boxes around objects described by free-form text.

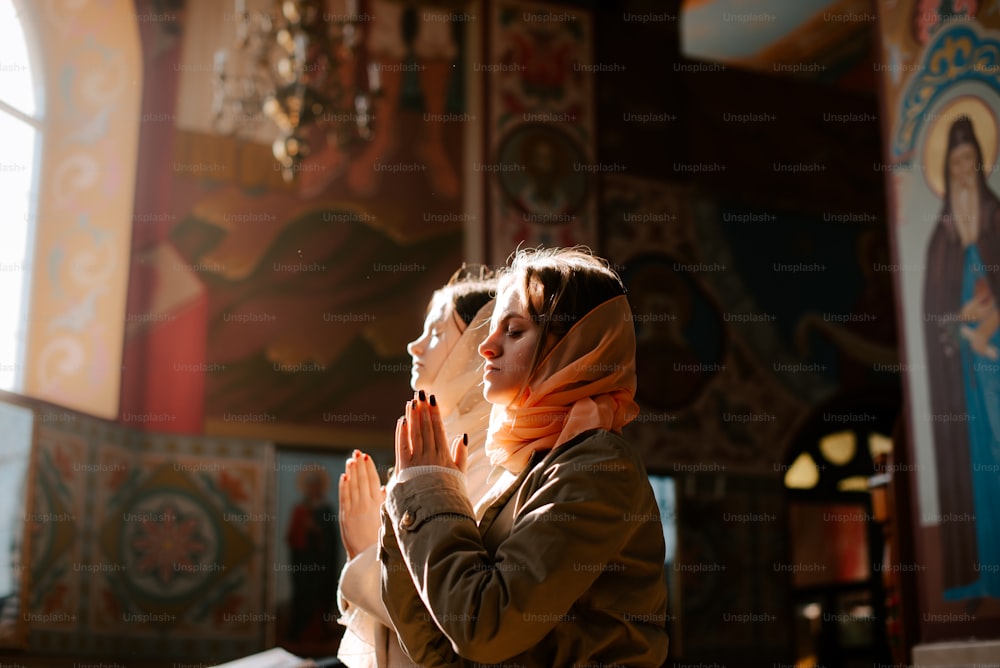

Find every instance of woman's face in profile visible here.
[407,291,463,393]
[478,283,543,407]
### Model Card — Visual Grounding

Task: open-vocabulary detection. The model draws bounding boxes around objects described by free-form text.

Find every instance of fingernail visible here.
[363,454,369,461]
[429,394,437,407]
[411,399,417,409]
[401,416,407,425]
[418,389,426,402]
[463,433,468,446]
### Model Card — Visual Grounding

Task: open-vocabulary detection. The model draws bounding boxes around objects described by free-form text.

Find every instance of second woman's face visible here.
[478,283,545,407]
[407,292,463,393]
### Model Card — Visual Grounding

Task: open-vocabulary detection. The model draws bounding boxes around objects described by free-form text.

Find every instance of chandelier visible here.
[212,0,375,182]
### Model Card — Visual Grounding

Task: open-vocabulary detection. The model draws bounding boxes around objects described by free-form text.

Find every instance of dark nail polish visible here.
[411,399,417,409]
[418,389,426,402]
[429,394,437,407]
[463,433,468,446]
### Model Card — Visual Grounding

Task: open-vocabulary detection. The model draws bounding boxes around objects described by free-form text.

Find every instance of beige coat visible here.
[379,429,670,667]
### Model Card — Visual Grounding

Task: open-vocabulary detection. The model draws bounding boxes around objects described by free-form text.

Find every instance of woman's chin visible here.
[482,384,512,407]
[413,375,439,395]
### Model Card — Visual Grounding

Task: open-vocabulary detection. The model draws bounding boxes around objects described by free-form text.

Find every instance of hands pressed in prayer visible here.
[395,391,467,474]
[339,392,468,559]
[338,450,386,560]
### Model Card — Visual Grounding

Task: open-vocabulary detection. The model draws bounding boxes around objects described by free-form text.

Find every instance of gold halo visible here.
[923,96,998,198]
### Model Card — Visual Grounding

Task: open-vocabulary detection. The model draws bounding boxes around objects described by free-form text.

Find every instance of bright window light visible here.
[0,0,38,392]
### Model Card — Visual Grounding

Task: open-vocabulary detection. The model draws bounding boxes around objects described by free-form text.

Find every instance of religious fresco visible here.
[486,0,596,263]
[21,402,273,661]
[121,1,480,444]
[270,448,350,656]
[874,0,1000,640]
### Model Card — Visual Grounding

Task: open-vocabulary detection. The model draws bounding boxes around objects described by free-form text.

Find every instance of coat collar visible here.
[476,428,606,537]
[477,449,548,538]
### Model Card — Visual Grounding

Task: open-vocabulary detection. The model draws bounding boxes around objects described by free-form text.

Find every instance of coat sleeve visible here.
[381,436,641,664]
[379,501,460,667]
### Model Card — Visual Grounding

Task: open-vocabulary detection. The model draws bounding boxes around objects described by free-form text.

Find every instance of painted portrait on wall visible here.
[920,99,1000,603]
[875,4,1000,640]
[486,0,596,263]
[497,123,588,224]
[272,448,349,656]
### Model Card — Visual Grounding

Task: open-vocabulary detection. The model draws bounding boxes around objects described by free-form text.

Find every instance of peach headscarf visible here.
[485,294,640,473]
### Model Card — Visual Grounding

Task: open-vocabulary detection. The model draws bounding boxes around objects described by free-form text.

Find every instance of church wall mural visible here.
[120,0,481,447]
[486,0,597,264]
[4,392,275,662]
[874,0,1000,641]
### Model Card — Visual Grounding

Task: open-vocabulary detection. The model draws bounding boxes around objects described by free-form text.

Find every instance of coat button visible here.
[400,511,415,529]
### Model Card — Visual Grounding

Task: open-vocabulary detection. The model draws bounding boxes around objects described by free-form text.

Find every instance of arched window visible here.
[0,0,141,418]
[0,0,39,392]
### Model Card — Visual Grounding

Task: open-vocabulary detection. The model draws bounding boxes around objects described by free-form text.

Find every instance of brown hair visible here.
[497,246,626,379]
[435,264,497,331]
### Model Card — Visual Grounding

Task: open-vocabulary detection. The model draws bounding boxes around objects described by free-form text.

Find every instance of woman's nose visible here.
[478,334,497,359]
[407,338,421,357]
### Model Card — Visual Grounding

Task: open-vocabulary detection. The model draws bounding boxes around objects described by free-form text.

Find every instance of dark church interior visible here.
[0,0,998,666]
